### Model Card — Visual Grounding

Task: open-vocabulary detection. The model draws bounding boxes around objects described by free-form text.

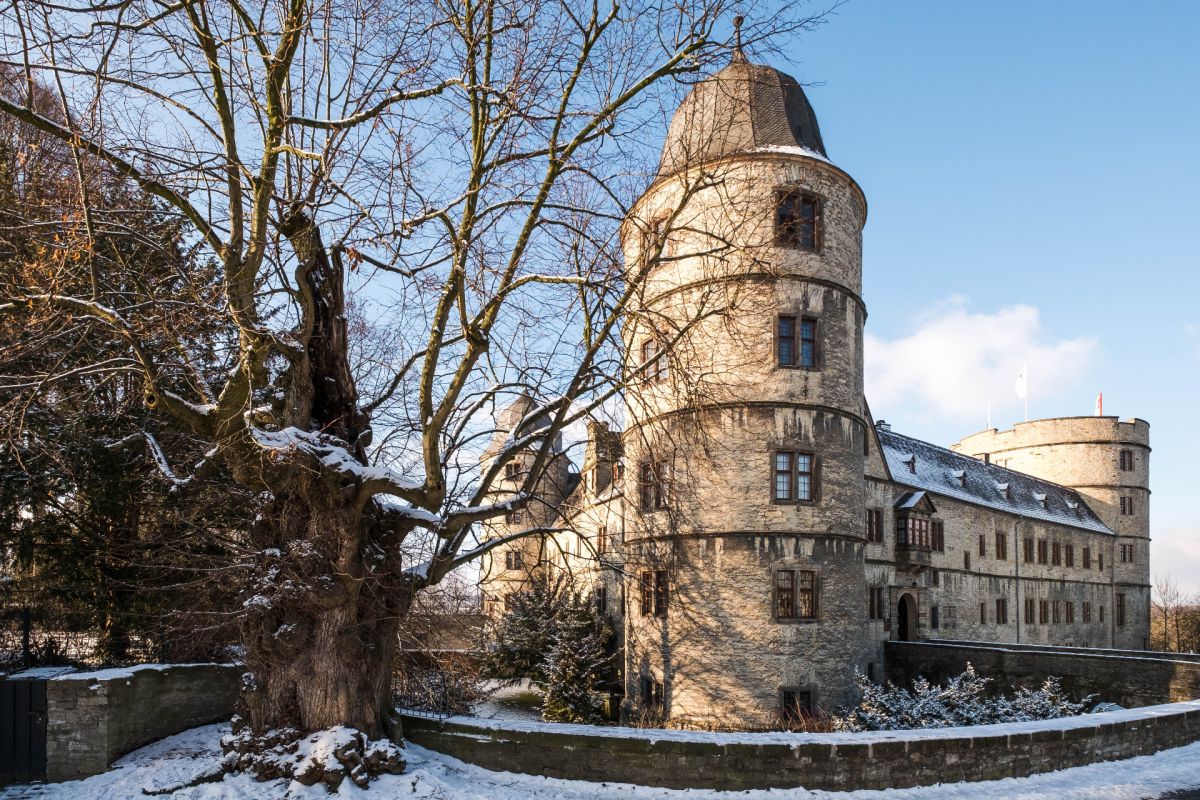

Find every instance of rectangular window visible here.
[964,551,971,571]
[1052,542,1061,566]
[1100,605,1105,624]
[776,569,795,619]
[1083,601,1092,623]
[800,318,818,368]
[866,509,884,543]
[1120,496,1135,516]
[978,534,986,558]
[641,677,664,711]
[774,452,794,502]
[504,462,521,481]
[1066,601,1075,624]
[996,598,1009,624]
[1099,552,1104,572]
[653,570,669,617]
[640,571,653,616]
[1065,545,1074,568]
[797,570,817,619]
[506,507,524,525]
[640,338,668,383]
[597,526,607,555]
[931,605,940,630]
[932,520,945,552]
[1025,597,1036,625]
[1052,600,1060,624]
[929,568,939,587]
[1120,543,1135,563]
[980,601,987,625]
[996,531,1008,561]
[868,586,885,620]
[1120,449,1134,471]
[777,570,817,620]
[1083,546,1092,569]
[596,584,608,615]
[1039,599,1049,625]
[773,452,815,503]
[777,316,796,367]
[781,690,814,724]
[639,461,669,510]
[504,550,523,570]
[1037,540,1048,565]
[1117,593,1126,627]
[776,189,820,251]
[1024,537,1035,563]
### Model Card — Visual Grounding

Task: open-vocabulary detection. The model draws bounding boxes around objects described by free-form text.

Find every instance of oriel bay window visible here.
[774,569,817,621]
[777,315,819,368]
[773,452,816,503]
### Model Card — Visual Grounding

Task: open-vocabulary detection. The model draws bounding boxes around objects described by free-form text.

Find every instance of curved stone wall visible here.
[400,700,1200,791]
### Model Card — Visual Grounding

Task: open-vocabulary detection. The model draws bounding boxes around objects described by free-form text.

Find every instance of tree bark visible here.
[239,486,407,739]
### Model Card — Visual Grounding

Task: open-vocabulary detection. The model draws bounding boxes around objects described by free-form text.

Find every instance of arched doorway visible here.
[897,593,917,641]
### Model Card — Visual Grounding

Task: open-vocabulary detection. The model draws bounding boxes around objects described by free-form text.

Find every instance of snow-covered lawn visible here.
[2,723,1198,799]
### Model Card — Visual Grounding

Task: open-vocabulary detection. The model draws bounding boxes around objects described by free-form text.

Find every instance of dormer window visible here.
[995,482,1010,500]
[951,469,966,487]
[776,189,821,251]
[1034,492,1048,510]
[902,454,916,474]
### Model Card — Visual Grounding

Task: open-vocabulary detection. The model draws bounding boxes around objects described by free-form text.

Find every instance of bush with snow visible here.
[834,663,1093,731]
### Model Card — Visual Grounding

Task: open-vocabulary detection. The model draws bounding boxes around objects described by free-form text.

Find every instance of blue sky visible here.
[777,1,1200,591]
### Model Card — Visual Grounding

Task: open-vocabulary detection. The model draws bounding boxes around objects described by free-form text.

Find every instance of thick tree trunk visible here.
[226,475,412,788]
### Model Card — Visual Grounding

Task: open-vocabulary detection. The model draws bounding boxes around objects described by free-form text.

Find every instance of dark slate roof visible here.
[658,57,827,177]
[877,425,1112,534]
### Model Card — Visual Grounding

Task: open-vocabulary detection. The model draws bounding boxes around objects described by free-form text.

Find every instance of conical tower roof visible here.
[657,56,826,178]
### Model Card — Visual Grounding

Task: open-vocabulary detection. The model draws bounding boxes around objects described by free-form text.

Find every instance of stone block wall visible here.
[886,640,1200,708]
[45,663,239,782]
[400,699,1200,791]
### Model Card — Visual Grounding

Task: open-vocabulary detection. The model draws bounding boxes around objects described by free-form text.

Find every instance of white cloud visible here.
[866,299,1096,427]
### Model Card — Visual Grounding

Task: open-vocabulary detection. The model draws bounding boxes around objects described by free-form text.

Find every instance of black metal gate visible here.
[0,678,47,785]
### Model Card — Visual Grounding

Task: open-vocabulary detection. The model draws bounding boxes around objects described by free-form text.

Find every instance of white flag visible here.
[1015,365,1028,400]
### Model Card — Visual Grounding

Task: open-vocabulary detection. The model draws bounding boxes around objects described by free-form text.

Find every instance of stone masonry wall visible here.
[45,663,239,782]
[886,640,1200,708]
[400,700,1200,791]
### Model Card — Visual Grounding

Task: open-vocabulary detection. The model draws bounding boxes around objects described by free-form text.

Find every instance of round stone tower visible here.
[619,51,872,727]
[951,417,1151,648]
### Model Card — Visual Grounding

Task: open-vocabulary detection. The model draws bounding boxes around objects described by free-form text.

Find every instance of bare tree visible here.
[0,0,829,785]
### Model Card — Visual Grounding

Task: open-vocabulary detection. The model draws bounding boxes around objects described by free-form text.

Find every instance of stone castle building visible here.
[478,51,1152,730]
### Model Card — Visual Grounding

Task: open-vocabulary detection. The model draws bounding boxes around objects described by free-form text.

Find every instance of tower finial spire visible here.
[732,15,747,63]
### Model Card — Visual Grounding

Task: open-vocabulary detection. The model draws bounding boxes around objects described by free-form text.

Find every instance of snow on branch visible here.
[251,426,421,491]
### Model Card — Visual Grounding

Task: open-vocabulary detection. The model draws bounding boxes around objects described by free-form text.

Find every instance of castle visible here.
[478,51,1152,730]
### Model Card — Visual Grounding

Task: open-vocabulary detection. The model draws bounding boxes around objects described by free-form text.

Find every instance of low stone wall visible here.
[886,640,1200,708]
[46,663,239,782]
[400,700,1200,791]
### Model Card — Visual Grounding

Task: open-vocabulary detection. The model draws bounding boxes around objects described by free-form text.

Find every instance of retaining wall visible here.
[46,663,239,782]
[400,700,1200,791]
[886,640,1200,708]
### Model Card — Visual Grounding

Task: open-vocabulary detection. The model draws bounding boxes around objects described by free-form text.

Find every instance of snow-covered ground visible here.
[2,723,1199,800]
[470,678,544,722]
